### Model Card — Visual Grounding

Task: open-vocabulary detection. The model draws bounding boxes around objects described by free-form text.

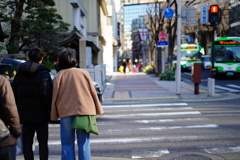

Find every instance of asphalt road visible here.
[35,99,240,160]
[182,69,240,94]
[24,71,240,160]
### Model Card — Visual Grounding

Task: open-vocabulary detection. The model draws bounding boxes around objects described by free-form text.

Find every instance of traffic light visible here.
[209,5,221,24]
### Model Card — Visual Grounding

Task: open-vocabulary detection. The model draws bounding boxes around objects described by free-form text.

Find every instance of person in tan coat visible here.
[0,75,22,160]
[51,51,104,160]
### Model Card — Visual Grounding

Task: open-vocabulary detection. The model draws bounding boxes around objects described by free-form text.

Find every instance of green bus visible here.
[213,37,240,76]
[179,44,204,71]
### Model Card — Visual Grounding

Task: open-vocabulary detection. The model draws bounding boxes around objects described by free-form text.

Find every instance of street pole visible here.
[211,25,216,78]
[176,0,182,95]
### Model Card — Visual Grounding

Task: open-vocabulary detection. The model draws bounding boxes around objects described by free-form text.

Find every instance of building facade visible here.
[54,0,119,74]
[120,3,151,67]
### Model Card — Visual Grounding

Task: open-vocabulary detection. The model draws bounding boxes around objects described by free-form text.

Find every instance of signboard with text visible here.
[157,41,168,47]
[200,6,209,24]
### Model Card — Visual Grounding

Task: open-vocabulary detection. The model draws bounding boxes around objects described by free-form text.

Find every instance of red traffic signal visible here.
[210,5,219,13]
[209,5,221,24]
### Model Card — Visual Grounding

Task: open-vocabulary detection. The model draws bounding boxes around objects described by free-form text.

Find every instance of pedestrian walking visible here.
[128,59,133,73]
[122,59,127,74]
[12,47,53,160]
[51,51,104,160]
[0,75,22,160]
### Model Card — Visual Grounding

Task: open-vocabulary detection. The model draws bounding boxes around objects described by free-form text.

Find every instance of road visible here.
[182,69,240,94]
[25,71,240,160]
[39,100,240,160]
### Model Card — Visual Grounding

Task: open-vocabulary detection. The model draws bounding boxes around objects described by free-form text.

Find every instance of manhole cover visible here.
[172,154,213,160]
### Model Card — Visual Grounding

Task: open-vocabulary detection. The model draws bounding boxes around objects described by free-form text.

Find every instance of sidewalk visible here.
[102,72,240,105]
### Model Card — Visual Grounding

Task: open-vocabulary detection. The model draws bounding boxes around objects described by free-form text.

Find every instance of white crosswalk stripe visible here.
[47,103,239,158]
[226,84,240,89]
[215,85,240,92]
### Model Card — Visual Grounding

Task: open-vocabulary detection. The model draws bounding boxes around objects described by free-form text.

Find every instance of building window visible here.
[107,16,112,26]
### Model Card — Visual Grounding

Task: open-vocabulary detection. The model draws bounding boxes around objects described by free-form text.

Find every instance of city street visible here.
[182,69,240,94]
[17,72,240,160]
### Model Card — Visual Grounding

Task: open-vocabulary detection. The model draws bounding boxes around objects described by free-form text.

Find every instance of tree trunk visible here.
[7,0,25,54]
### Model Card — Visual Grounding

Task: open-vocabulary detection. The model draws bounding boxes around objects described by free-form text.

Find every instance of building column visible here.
[79,39,87,68]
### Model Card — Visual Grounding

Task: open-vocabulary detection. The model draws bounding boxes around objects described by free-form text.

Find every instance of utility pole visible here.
[176,0,182,95]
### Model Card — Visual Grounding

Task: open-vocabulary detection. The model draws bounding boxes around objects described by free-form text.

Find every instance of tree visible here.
[145,2,164,72]
[0,0,69,60]
[145,0,178,72]
[22,0,70,59]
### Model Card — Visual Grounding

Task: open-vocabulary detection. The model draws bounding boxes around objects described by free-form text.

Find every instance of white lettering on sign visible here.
[200,6,209,24]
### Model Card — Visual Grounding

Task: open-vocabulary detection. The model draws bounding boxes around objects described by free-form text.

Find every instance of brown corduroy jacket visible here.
[51,68,104,121]
[0,75,22,147]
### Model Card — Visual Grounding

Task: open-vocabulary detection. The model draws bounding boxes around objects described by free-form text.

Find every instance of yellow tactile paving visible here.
[114,91,130,100]
[182,86,207,93]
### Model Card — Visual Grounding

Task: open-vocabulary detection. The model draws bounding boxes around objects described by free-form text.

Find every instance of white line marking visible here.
[90,136,199,144]
[134,117,208,123]
[215,85,239,92]
[131,149,169,159]
[46,133,223,145]
[167,124,218,129]
[103,107,193,113]
[226,84,240,89]
[102,124,218,133]
[204,146,240,153]
[100,111,201,118]
[102,103,188,108]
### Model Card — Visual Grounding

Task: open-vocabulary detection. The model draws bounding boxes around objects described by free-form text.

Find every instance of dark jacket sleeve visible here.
[40,71,53,111]
[0,77,21,138]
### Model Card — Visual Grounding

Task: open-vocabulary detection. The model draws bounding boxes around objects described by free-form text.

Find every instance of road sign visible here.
[157,41,168,47]
[159,32,167,40]
[182,6,197,26]
[163,8,174,18]
[200,6,209,24]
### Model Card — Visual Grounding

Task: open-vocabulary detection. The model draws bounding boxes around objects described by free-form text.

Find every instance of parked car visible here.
[0,58,103,103]
[201,55,211,70]
[0,57,24,83]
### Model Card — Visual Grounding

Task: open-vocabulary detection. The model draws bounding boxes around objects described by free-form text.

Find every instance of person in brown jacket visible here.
[51,51,104,160]
[0,75,22,160]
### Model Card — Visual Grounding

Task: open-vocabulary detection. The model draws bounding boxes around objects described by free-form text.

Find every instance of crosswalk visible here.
[47,103,240,159]
[215,84,240,93]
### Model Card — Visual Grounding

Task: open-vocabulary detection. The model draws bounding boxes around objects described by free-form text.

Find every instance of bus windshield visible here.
[214,46,240,62]
[181,50,202,61]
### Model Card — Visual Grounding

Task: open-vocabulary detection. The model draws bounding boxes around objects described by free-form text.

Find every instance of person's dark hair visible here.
[28,47,44,63]
[58,51,76,69]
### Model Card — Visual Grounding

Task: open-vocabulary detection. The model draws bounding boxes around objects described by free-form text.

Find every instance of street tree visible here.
[145,0,177,72]
[0,0,69,60]
[145,2,164,73]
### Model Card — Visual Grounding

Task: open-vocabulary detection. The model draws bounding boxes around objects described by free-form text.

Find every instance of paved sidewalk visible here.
[102,72,240,104]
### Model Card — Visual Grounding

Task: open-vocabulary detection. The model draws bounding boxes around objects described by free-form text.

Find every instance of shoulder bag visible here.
[0,118,10,142]
[72,115,99,135]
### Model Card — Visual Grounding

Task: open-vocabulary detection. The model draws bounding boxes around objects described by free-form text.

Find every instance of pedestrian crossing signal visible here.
[209,5,221,24]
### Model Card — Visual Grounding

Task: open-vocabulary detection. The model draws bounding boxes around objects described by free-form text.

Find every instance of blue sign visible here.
[157,41,168,47]
[200,6,209,24]
[163,8,174,18]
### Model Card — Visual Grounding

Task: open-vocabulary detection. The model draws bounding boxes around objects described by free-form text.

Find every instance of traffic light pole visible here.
[210,24,217,78]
